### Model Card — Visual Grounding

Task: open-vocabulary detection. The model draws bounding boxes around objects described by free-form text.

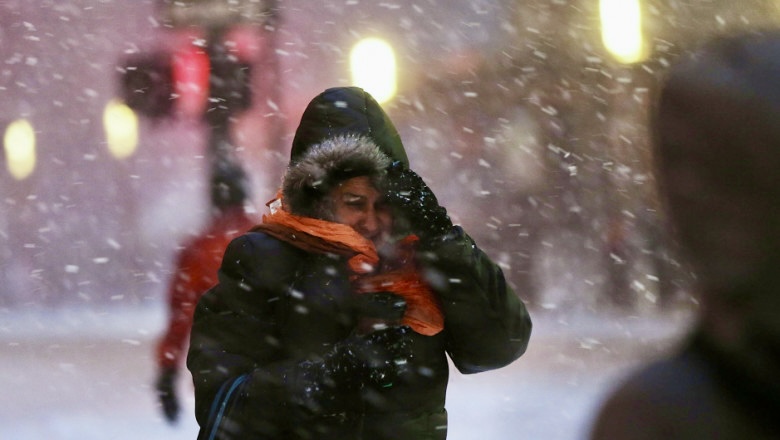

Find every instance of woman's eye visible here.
[346,201,366,209]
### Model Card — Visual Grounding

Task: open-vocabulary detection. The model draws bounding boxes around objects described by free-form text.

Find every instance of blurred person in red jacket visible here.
[154,161,259,423]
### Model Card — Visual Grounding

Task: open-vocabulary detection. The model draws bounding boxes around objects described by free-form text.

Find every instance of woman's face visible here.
[330,176,393,247]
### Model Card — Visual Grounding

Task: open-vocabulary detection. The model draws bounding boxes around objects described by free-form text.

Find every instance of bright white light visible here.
[350,38,397,104]
[3,119,36,180]
[600,0,646,64]
[103,99,139,159]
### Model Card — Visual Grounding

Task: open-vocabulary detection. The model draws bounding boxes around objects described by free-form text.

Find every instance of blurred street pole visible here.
[157,0,281,188]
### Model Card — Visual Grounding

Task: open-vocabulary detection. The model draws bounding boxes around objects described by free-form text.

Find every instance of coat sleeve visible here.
[156,240,215,371]
[186,232,304,438]
[418,226,532,374]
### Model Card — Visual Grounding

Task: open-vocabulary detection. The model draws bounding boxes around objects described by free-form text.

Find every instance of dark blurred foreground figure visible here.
[154,162,258,423]
[590,32,780,439]
[187,87,532,439]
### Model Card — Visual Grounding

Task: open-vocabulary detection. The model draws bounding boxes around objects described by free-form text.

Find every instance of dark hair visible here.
[209,160,249,211]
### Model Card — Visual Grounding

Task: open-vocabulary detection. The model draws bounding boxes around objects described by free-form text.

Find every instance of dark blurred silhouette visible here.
[154,161,258,423]
[590,32,780,439]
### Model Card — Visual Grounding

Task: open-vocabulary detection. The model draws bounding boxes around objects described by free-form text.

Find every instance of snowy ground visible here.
[0,305,694,440]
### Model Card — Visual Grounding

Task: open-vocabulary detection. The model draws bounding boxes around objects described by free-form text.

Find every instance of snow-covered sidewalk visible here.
[0,305,693,440]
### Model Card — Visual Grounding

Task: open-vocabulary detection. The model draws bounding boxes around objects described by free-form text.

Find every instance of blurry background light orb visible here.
[103,99,139,159]
[349,37,397,104]
[3,118,36,180]
[600,0,647,64]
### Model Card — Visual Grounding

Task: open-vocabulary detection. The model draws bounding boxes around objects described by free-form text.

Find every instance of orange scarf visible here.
[253,197,444,336]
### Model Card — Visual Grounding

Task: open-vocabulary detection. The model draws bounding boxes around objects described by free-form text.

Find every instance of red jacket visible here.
[156,208,258,370]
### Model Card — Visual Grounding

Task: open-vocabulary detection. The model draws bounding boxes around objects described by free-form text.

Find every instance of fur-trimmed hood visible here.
[281,87,409,218]
[290,87,409,167]
[282,134,391,218]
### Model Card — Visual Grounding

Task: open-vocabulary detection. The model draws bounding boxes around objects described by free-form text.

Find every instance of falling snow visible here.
[1,0,773,438]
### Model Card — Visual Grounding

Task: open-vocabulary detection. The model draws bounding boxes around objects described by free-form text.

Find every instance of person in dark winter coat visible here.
[590,32,780,439]
[155,161,259,423]
[187,86,532,440]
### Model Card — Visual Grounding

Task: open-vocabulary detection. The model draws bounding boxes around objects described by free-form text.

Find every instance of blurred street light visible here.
[119,44,251,121]
[3,118,36,180]
[350,37,397,104]
[103,99,139,160]
[119,52,174,118]
[600,0,647,64]
[171,43,211,118]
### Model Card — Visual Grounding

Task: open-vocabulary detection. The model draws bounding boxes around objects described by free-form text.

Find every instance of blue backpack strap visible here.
[198,373,251,440]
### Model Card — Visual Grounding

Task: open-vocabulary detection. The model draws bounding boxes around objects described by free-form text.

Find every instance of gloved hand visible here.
[328,325,414,388]
[155,366,180,423]
[264,326,415,414]
[383,161,453,242]
[286,325,414,403]
[353,292,407,334]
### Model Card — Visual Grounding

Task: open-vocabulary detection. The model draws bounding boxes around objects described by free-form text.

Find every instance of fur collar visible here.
[281,134,391,218]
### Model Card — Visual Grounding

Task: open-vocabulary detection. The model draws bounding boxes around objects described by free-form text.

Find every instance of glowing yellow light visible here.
[103,99,139,159]
[350,38,397,104]
[600,0,646,64]
[3,119,36,180]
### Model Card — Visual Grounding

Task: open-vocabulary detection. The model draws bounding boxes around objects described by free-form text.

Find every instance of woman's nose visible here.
[361,209,380,236]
